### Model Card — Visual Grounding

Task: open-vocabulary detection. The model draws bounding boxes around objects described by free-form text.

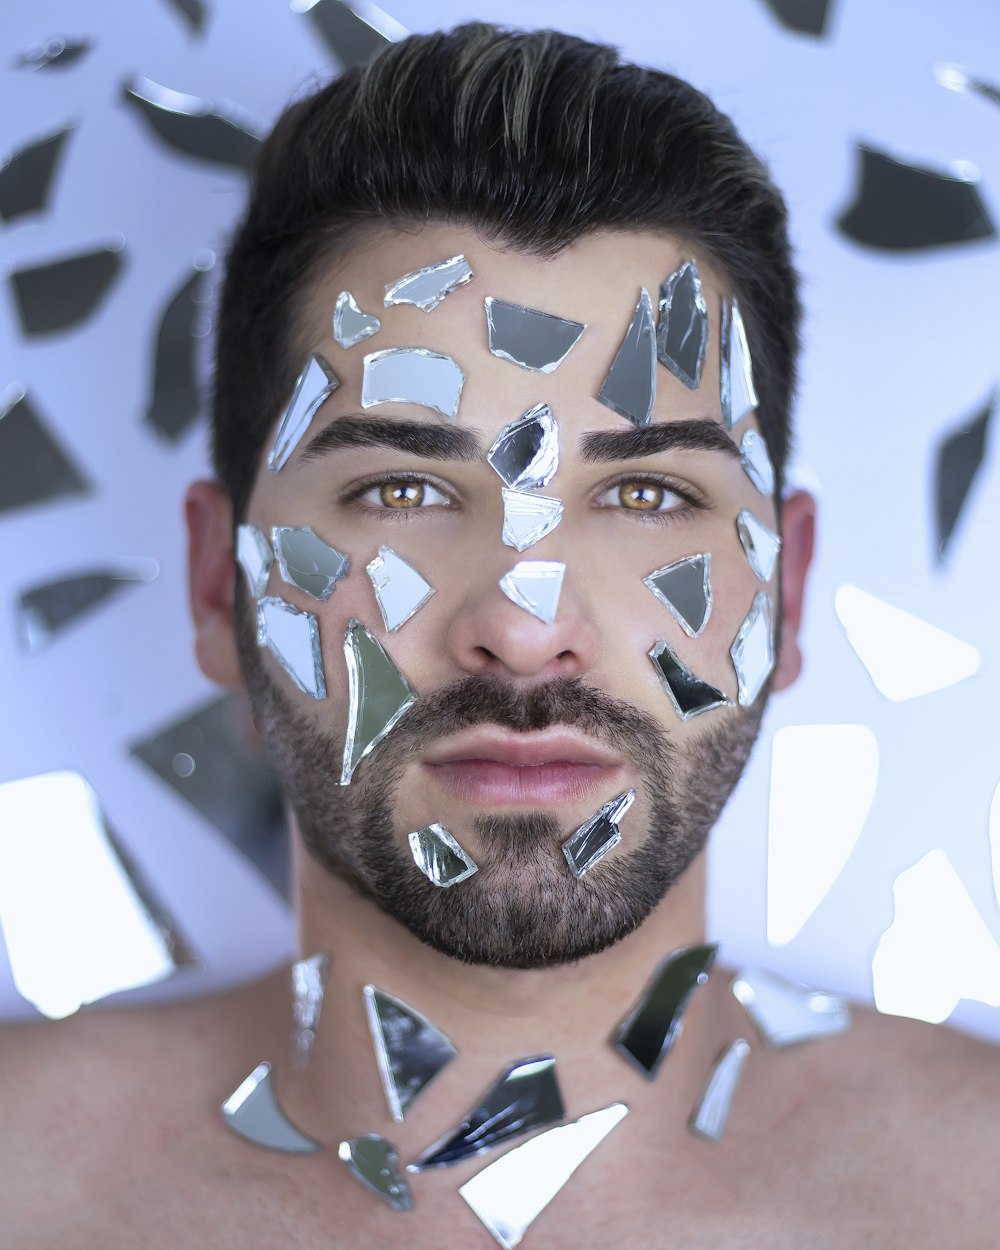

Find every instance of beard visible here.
[235,599,768,969]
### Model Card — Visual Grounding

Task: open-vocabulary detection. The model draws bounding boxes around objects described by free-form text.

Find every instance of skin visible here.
[1,225,997,1248]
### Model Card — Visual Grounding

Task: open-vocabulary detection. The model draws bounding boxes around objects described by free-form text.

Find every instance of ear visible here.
[185,480,243,687]
[771,489,816,692]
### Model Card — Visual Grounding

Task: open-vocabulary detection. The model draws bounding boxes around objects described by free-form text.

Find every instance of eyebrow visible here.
[580,421,742,464]
[297,415,482,464]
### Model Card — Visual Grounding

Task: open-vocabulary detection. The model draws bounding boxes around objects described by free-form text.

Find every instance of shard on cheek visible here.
[501,489,563,552]
[485,297,586,373]
[383,254,474,311]
[256,597,327,700]
[731,966,851,1047]
[338,1136,412,1211]
[291,951,330,1068]
[656,260,709,390]
[730,592,775,707]
[688,1039,751,1143]
[737,511,782,582]
[340,619,418,784]
[720,298,758,430]
[598,287,657,427]
[220,1062,322,1153]
[487,403,560,490]
[648,641,729,720]
[236,525,273,596]
[273,526,349,600]
[739,429,775,497]
[333,290,381,347]
[499,561,564,625]
[366,546,435,632]
[407,823,478,888]
[363,984,458,1122]
[361,347,465,422]
[267,355,339,472]
[643,554,712,638]
[563,790,636,879]
[613,944,719,1079]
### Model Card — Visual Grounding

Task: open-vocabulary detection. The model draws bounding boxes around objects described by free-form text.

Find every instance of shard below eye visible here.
[340,620,418,784]
[366,546,435,632]
[730,592,775,707]
[643,554,712,638]
[499,561,565,625]
[407,823,478,888]
[256,596,327,700]
[0,124,74,222]
[485,297,586,373]
[736,511,782,582]
[273,526,349,600]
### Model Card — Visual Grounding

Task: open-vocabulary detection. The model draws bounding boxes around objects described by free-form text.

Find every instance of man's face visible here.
[232,224,783,967]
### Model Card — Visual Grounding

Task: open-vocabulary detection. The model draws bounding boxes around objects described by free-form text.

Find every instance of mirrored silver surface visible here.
[333,290,381,347]
[291,951,330,1068]
[613,944,718,1079]
[499,561,565,625]
[361,347,465,421]
[17,562,157,655]
[501,489,563,552]
[409,1056,564,1172]
[0,388,90,514]
[221,1061,321,1153]
[236,525,273,597]
[0,124,73,222]
[338,1135,412,1211]
[730,592,775,707]
[739,429,776,497]
[688,1039,751,1143]
[267,354,339,473]
[656,260,709,390]
[257,597,327,700]
[340,620,418,784]
[598,287,657,427]
[363,984,458,1121]
[731,967,851,1047]
[736,510,782,582]
[12,243,124,336]
[648,641,730,720]
[643,554,712,638]
[273,525,349,600]
[485,297,586,373]
[459,1103,628,1250]
[408,823,479,888]
[562,790,636,880]
[720,298,758,430]
[384,254,474,311]
[122,75,264,173]
[487,403,560,490]
[366,545,435,632]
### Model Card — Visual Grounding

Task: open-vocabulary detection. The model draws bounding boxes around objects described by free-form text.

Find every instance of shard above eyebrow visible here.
[298,416,481,463]
[580,421,741,463]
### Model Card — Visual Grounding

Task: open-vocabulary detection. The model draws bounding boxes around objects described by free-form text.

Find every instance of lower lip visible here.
[423,760,620,806]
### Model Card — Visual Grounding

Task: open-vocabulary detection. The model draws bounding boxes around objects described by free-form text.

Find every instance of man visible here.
[2,23,997,1248]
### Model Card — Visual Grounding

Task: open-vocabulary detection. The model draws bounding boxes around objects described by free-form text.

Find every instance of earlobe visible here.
[185,480,244,687]
[770,490,816,693]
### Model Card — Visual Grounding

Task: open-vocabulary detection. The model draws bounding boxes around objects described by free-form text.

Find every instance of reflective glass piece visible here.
[12,243,124,336]
[16,37,92,70]
[737,510,782,582]
[643,554,712,638]
[340,620,418,784]
[720,297,758,430]
[688,1039,751,1143]
[144,253,215,441]
[502,489,563,552]
[257,597,326,700]
[648,641,730,720]
[409,1056,565,1171]
[273,526,349,600]
[267,354,339,472]
[236,525,273,597]
[0,388,90,514]
[333,290,381,347]
[459,1103,628,1250]
[598,287,657,427]
[221,1062,321,1153]
[384,254,474,311]
[0,124,73,222]
[122,75,264,173]
[366,545,435,632]
[487,403,560,490]
[361,347,465,422]
[656,261,709,390]
[485,297,586,373]
[362,984,458,1122]
[17,563,156,655]
[499,561,565,625]
[730,592,775,707]
[339,1135,412,1211]
[739,429,775,497]
[562,790,636,880]
[613,944,718,1079]
[731,967,851,1047]
[934,390,994,562]
[302,0,405,69]
[407,823,479,888]
[291,951,330,1068]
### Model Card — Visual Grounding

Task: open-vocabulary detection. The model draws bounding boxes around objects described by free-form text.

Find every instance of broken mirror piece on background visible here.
[0,124,73,222]
[361,347,465,421]
[730,592,775,707]
[340,620,418,784]
[301,0,405,69]
[656,260,709,390]
[562,789,636,880]
[643,554,713,638]
[648,641,729,720]
[333,290,381,347]
[267,354,339,472]
[409,1056,565,1172]
[291,951,330,1068]
[257,597,327,700]
[236,525,273,597]
[339,1136,412,1211]
[221,1062,321,1153]
[731,967,851,1047]
[0,388,90,514]
[485,297,586,373]
[15,37,92,70]
[144,251,216,442]
[407,823,479,888]
[11,242,125,336]
[487,403,560,490]
[501,489,563,552]
[934,62,1000,111]
[934,390,994,562]
[273,526,349,600]
[739,429,776,497]
[614,944,719,1079]
[17,561,158,655]
[720,297,758,430]
[499,560,565,625]
[598,287,657,427]
[122,75,264,173]
[737,510,782,582]
[363,984,458,1122]
[366,545,435,632]
[0,770,195,1019]
[384,254,474,311]
[164,0,206,33]
[688,1039,751,1143]
[458,1103,628,1250]
[759,0,833,37]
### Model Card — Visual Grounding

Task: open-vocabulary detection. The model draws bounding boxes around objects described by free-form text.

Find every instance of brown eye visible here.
[380,481,425,508]
[618,481,669,511]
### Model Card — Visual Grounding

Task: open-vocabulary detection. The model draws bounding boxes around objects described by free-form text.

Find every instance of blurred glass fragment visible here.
[0,388,90,514]
[11,242,125,335]
[0,124,73,221]
[934,63,1000,111]
[758,0,833,37]
[933,390,994,563]
[17,562,157,654]
[688,1039,750,1143]
[15,37,92,70]
[145,252,216,441]
[122,75,264,173]
[161,0,208,34]
[294,0,406,70]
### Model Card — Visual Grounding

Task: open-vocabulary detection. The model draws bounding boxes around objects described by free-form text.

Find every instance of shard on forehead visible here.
[257,597,327,700]
[737,511,781,582]
[363,984,458,1121]
[720,298,758,430]
[408,823,479,888]
[563,790,636,880]
[739,429,775,497]
[361,347,465,422]
[648,641,730,720]
[273,526,349,600]
[221,1062,322,1154]
[643,554,712,639]
[339,1135,412,1211]
[340,619,418,784]
[485,297,586,373]
[688,1039,751,1143]
[487,403,559,490]
[366,546,435,632]
[501,490,563,552]
[267,354,339,472]
[598,288,657,427]
[383,254,474,311]
[730,592,775,707]
[613,944,718,1079]
[499,561,564,625]
[236,525,273,597]
[333,290,381,348]
[291,951,330,1069]
[656,260,709,390]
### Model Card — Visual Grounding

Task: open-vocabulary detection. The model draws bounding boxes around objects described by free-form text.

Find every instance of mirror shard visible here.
[338,1136,412,1211]
[267,354,339,472]
[730,592,775,706]
[487,404,559,491]
[501,489,563,552]
[408,823,478,888]
[273,526,349,600]
[485,297,586,373]
[221,1062,321,1154]
[236,525,272,596]
[643,554,712,638]
[649,641,729,720]
[598,287,657,427]
[366,546,435,632]
[333,290,381,347]
[257,597,326,700]
[688,1039,751,1143]
[340,620,417,784]
[499,561,565,625]
[122,74,263,173]
[361,347,465,421]
[614,944,719,1079]
[291,951,330,1068]
[739,430,776,497]
[384,254,474,311]
[731,967,851,1047]
[563,790,636,879]
[363,984,458,1122]
[0,124,73,222]
[736,511,782,582]
[720,298,758,429]
[656,260,709,389]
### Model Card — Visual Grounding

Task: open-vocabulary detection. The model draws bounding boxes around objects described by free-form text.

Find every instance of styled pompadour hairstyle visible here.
[213,22,800,523]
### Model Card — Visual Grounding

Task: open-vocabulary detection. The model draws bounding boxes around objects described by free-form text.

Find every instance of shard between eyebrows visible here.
[298,416,482,463]
[580,422,741,463]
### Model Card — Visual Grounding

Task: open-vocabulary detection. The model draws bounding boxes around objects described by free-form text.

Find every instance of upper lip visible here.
[422,728,622,769]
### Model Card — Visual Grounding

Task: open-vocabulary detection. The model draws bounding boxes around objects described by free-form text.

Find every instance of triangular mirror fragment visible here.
[648,641,729,720]
[340,620,417,784]
[614,943,718,1078]
[731,967,851,1047]
[598,287,657,427]
[363,984,458,1121]
[643,554,712,637]
[221,1062,321,1153]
